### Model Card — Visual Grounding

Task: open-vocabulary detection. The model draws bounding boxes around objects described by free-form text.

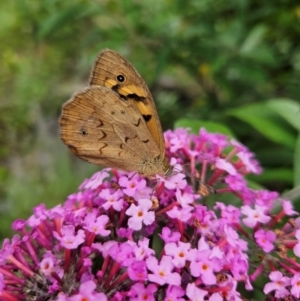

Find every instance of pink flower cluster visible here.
[0,128,299,301]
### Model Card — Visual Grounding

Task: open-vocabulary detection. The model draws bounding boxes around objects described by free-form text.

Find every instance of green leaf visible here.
[239,26,277,65]
[245,179,265,190]
[240,25,267,54]
[282,186,300,202]
[241,45,277,66]
[295,132,300,186]
[38,4,94,39]
[248,168,293,184]
[174,119,235,137]
[266,98,300,131]
[226,103,296,148]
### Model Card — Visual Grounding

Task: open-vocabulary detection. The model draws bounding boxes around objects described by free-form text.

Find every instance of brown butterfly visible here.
[60,49,171,177]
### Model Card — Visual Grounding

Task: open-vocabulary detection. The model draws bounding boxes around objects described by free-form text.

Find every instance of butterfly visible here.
[60,49,171,177]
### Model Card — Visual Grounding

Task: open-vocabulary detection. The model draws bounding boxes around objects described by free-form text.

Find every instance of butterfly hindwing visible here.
[60,86,165,175]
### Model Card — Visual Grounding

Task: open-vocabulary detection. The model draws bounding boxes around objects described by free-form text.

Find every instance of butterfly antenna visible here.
[178,162,217,197]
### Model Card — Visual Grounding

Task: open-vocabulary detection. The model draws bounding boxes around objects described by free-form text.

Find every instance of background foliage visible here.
[0,0,300,238]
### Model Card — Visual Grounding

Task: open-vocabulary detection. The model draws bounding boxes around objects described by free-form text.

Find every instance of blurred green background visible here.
[1,0,300,238]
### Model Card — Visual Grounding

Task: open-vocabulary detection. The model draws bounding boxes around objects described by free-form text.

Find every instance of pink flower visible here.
[80,170,110,190]
[133,238,154,260]
[254,190,278,208]
[83,212,110,236]
[146,256,181,285]
[189,249,219,285]
[215,158,236,175]
[127,261,148,281]
[293,229,300,257]
[108,242,135,267]
[254,229,276,253]
[53,225,85,249]
[68,280,107,301]
[157,171,187,190]
[118,173,146,197]
[167,129,189,152]
[280,198,298,215]
[165,241,191,268]
[223,225,247,250]
[175,189,195,207]
[186,283,208,301]
[129,283,157,301]
[126,199,155,230]
[291,273,300,298]
[215,202,241,224]
[224,174,247,191]
[166,205,193,222]
[165,285,185,301]
[159,227,181,243]
[236,151,260,174]
[26,203,49,227]
[1,128,298,300]
[99,189,124,211]
[241,205,271,228]
[264,271,290,297]
[40,257,55,276]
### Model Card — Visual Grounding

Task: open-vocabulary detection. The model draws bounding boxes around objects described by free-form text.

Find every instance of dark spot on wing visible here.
[99,143,107,155]
[127,94,146,103]
[98,130,107,141]
[96,119,103,127]
[143,114,152,122]
[111,84,121,93]
[111,83,147,104]
[134,118,142,127]
[125,135,137,143]
[80,129,88,136]
[111,84,128,100]
[116,74,125,82]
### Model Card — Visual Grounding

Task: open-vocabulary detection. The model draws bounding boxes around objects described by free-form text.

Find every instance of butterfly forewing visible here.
[89,49,166,161]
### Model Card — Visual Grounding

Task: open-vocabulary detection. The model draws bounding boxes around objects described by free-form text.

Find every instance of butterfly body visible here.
[60,49,170,177]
